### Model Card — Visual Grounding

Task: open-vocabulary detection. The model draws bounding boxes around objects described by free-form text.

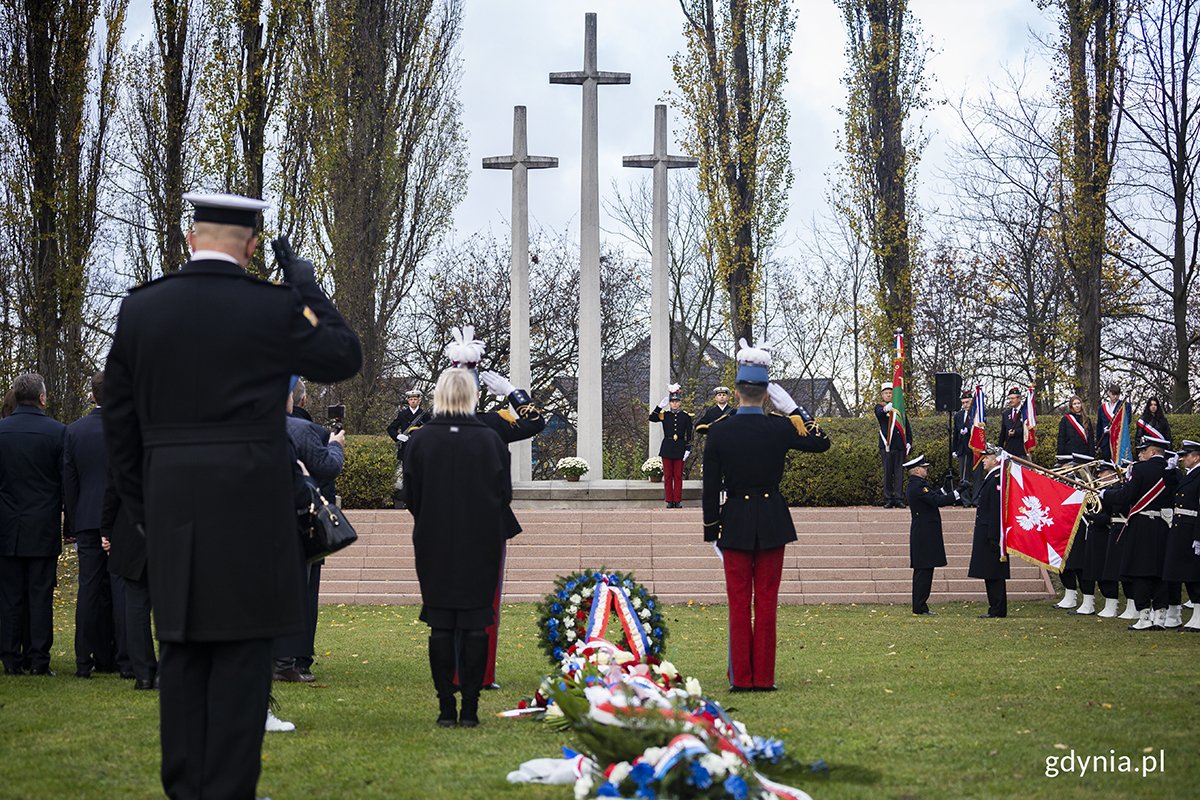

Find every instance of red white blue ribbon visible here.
[584,576,651,660]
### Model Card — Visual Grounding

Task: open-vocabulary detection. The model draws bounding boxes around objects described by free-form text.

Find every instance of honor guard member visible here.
[1067,453,1105,615]
[649,383,693,508]
[968,446,1009,618]
[998,387,1028,458]
[1097,384,1132,461]
[1101,435,1176,630]
[1099,461,1139,619]
[694,386,734,434]
[404,325,546,691]
[387,388,428,461]
[874,382,911,508]
[1164,440,1200,630]
[951,390,975,504]
[1085,460,1123,617]
[103,193,362,800]
[702,339,831,691]
[904,454,959,615]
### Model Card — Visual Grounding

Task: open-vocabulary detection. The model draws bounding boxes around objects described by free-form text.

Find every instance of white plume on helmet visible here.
[444,325,485,368]
[736,338,772,367]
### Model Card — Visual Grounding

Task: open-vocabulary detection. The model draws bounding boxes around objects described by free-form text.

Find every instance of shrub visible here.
[340,435,397,509]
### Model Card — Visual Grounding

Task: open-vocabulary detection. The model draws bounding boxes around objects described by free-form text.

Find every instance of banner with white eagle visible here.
[1000,457,1087,572]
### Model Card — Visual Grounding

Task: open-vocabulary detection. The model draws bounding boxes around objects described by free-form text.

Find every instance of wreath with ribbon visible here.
[537,569,667,665]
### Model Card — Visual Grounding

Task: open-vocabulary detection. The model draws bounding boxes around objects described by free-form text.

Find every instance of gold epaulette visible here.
[515,403,542,420]
[770,410,809,436]
[497,408,518,426]
[703,520,720,527]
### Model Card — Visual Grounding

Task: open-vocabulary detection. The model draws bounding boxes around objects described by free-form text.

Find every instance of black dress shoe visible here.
[75,668,93,678]
[29,667,55,676]
[4,665,24,676]
[119,670,136,680]
[273,666,313,683]
[134,678,156,690]
[913,610,936,616]
[978,613,1006,618]
[728,685,753,693]
[753,685,778,692]
[482,682,501,691]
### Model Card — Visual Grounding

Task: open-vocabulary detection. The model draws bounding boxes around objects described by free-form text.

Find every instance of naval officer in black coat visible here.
[968,447,1009,617]
[694,386,734,434]
[702,340,831,691]
[1164,440,1200,630]
[904,454,959,615]
[103,193,362,800]
[387,388,428,461]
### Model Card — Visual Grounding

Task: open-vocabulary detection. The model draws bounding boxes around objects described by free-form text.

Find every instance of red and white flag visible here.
[1023,386,1037,453]
[968,385,987,467]
[1000,459,1086,571]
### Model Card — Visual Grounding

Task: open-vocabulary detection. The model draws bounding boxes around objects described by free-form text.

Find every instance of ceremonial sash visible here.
[584,577,651,660]
[1128,478,1167,518]
[1065,413,1088,443]
[1136,419,1165,440]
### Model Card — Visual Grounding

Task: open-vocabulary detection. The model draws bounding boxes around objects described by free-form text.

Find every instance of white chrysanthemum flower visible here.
[632,597,643,609]
[582,586,593,597]
[640,608,651,620]
[655,660,678,679]
[685,676,703,696]
[566,629,577,641]
[700,753,727,778]
[545,703,564,719]
[570,593,582,605]
[564,617,574,629]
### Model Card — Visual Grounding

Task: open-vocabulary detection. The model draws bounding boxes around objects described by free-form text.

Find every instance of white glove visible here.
[905,442,912,455]
[479,370,516,398]
[658,395,671,409]
[683,450,691,460]
[396,433,409,443]
[767,383,796,412]
[951,451,958,459]
[883,402,894,413]
[1167,454,1179,470]
[953,490,961,501]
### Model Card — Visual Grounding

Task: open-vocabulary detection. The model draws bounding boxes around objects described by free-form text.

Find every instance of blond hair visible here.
[432,368,477,417]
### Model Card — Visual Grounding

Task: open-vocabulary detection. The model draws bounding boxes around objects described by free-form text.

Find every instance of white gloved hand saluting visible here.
[479,370,516,398]
[684,450,691,461]
[767,383,796,412]
[658,395,671,409]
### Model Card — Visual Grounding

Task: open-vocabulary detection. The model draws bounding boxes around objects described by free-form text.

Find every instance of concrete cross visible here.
[482,106,558,482]
[550,12,630,480]
[622,104,698,459]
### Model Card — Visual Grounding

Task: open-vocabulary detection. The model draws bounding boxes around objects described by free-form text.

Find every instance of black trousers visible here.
[0,555,56,672]
[984,579,1007,617]
[1060,568,1080,591]
[912,568,934,613]
[75,531,118,672]
[297,561,322,670]
[159,638,271,800]
[958,453,978,503]
[119,573,157,683]
[1098,579,1118,599]
[1132,578,1167,611]
[880,447,904,503]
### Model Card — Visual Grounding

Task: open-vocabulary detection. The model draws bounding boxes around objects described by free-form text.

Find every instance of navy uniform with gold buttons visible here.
[702,341,830,690]
[103,194,362,799]
[694,386,734,435]
[650,387,692,507]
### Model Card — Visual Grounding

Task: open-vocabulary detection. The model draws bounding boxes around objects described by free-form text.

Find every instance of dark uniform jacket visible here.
[968,467,1009,579]
[1100,490,1131,582]
[0,405,66,557]
[874,403,911,452]
[103,257,362,643]
[402,415,511,610]
[387,404,429,458]
[1103,455,1174,578]
[952,408,970,457]
[1056,413,1093,458]
[1096,400,1131,460]
[649,407,692,460]
[998,407,1027,458]
[695,404,733,434]
[63,407,109,533]
[907,475,956,569]
[100,469,144,582]
[1163,464,1200,582]
[701,408,831,551]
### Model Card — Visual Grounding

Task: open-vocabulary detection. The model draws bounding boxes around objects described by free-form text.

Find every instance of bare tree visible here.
[0,0,127,419]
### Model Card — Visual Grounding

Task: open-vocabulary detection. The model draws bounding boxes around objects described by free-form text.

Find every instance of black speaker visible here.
[934,372,963,413]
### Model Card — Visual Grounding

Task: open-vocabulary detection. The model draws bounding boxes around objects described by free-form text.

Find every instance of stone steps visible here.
[320,507,1053,606]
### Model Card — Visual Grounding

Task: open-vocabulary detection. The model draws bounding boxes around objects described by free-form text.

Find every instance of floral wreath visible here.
[537,569,667,665]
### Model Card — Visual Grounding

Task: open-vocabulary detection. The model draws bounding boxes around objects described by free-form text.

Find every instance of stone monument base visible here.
[512,479,701,509]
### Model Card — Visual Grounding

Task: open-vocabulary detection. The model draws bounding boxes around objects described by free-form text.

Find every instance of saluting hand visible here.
[479,370,517,398]
[271,235,316,286]
[767,382,796,412]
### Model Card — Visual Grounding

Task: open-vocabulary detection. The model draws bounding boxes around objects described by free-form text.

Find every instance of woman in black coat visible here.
[1056,395,1094,458]
[968,450,1009,617]
[403,368,511,728]
[1136,397,1172,445]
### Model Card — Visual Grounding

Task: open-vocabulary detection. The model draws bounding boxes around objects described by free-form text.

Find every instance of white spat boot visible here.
[1097,598,1119,618]
[1075,595,1096,615]
[1118,598,1139,619]
[1055,588,1078,609]
[1163,605,1183,629]
[1128,608,1154,631]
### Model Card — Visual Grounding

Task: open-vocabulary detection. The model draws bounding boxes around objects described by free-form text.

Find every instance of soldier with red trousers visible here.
[701,340,830,691]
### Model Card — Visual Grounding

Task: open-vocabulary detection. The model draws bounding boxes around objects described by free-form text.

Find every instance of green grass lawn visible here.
[1,559,1196,799]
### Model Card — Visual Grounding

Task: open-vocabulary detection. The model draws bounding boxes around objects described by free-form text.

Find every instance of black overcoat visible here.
[1104,455,1174,579]
[997,407,1027,458]
[952,408,970,457]
[874,403,912,452]
[63,408,109,533]
[1080,510,1110,582]
[968,467,1010,579]
[906,475,956,568]
[102,258,361,643]
[1096,400,1131,460]
[100,469,145,582]
[1162,465,1200,582]
[1100,492,1131,582]
[1056,414,1093,458]
[650,407,692,460]
[0,405,65,557]
[701,409,831,551]
[403,415,512,610]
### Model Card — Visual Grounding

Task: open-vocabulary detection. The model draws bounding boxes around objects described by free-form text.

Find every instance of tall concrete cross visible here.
[622,104,698,458]
[550,12,629,480]
[483,106,558,482]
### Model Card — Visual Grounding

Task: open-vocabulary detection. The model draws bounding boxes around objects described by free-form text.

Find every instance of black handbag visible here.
[302,486,358,564]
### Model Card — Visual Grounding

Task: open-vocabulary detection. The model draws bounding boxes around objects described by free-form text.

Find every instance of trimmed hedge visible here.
[340,435,398,509]
[780,414,1200,507]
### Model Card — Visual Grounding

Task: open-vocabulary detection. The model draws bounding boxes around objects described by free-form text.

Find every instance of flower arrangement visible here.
[641,456,664,478]
[558,456,591,479]
[535,570,667,666]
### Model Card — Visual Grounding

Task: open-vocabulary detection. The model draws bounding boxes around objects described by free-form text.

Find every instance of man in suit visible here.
[104,193,361,799]
[0,373,66,676]
[905,454,959,615]
[64,370,127,678]
[387,388,428,461]
[951,390,976,504]
[968,447,1009,618]
[100,470,156,689]
[1165,440,1200,630]
[874,383,911,508]
[998,387,1027,458]
[702,340,831,691]
[694,386,734,435]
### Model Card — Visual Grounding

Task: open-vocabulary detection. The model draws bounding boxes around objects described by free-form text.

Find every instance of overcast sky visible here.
[455,1,1060,250]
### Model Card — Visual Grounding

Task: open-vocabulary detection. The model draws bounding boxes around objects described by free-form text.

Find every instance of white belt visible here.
[1111,516,1128,523]
[1135,510,1163,518]
[1175,508,1198,518]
